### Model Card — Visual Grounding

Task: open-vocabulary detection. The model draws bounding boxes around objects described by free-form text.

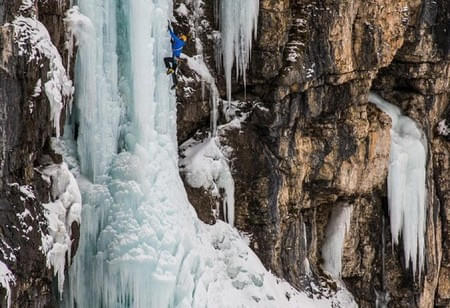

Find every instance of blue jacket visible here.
[169,28,186,58]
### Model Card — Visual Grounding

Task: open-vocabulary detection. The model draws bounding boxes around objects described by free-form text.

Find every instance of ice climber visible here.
[164,21,187,90]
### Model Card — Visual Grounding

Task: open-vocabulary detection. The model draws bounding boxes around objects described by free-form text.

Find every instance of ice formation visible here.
[215,0,259,102]
[369,92,427,277]
[41,163,81,296]
[321,205,353,278]
[58,0,357,307]
[0,262,15,308]
[13,14,74,137]
[182,54,219,135]
[180,138,235,225]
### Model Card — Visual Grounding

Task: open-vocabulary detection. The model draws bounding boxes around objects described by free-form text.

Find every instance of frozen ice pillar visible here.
[321,205,353,278]
[368,92,427,277]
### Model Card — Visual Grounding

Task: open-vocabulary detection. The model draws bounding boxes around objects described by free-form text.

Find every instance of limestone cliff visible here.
[175,0,449,307]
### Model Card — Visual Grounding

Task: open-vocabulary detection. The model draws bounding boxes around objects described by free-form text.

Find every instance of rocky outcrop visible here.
[0,0,76,306]
[175,0,449,307]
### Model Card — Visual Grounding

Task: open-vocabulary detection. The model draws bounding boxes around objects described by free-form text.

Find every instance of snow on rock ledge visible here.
[180,137,235,226]
[41,163,81,296]
[0,262,15,308]
[13,14,74,138]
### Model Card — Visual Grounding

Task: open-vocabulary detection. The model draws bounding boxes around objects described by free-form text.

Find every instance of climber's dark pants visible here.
[164,57,178,86]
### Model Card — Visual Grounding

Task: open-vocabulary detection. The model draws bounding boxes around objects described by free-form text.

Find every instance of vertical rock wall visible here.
[175,0,449,307]
[0,0,75,307]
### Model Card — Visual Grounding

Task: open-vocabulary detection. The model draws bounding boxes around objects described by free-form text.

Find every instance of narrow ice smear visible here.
[182,54,219,135]
[41,163,81,297]
[62,0,356,307]
[369,92,427,277]
[0,262,15,308]
[13,15,73,137]
[321,205,353,278]
[215,0,259,102]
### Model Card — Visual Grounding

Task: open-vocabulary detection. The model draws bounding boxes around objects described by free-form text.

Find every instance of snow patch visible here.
[19,185,35,199]
[437,119,449,136]
[0,262,15,308]
[175,3,189,16]
[369,92,427,277]
[41,163,81,297]
[180,138,235,225]
[13,16,74,137]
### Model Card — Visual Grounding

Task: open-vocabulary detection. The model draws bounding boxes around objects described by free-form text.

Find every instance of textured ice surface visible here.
[62,0,356,307]
[216,0,259,102]
[321,205,353,278]
[369,92,427,277]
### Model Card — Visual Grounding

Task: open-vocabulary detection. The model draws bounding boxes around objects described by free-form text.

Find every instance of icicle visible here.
[321,205,353,278]
[217,0,259,102]
[369,92,427,278]
[375,216,391,308]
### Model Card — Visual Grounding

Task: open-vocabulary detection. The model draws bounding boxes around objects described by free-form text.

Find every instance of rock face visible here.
[175,0,449,307]
[0,0,76,307]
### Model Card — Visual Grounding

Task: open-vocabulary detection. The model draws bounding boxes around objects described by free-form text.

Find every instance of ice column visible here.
[321,205,352,278]
[217,0,259,102]
[369,92,427,277]
[70,0,121,183]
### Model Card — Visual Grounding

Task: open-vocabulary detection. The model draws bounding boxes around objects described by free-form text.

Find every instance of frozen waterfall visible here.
[369,92,427,277]
[60,0,357,307]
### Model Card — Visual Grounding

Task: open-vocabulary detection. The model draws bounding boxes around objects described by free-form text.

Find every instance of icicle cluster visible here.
[216,0,259,102]
[369,92,427,277]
